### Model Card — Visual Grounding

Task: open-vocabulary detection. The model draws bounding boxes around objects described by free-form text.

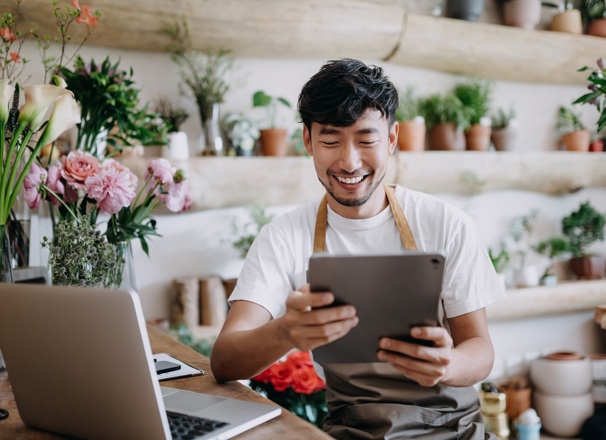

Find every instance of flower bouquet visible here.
[25,152,191,287]
[249,351,327,428]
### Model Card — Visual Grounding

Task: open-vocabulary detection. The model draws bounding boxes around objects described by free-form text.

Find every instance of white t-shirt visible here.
[229,185,505,327]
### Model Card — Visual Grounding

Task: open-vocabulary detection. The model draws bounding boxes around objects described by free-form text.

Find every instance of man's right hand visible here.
[278,284,359,352]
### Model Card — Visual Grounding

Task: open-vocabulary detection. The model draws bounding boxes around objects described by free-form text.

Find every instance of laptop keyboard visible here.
[167,411,230,439]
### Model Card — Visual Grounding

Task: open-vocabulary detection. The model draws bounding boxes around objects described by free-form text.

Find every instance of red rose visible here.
[285,351,313,369]
[269,362,295,392]
[251,365,273,384]
[292,367,319,394]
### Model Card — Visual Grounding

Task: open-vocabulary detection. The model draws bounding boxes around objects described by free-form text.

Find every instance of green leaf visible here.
[252,90,271,107]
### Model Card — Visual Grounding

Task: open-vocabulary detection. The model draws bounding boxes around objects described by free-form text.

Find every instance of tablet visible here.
[309,252,445,365]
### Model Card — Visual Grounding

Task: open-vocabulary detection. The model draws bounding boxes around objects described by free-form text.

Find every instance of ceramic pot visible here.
[533,390,593,437]
[503,386,532,423]
[590,139,604,152]
[514,266,540,288]
[562,130,590,151]
[588,19,606,37]
[529,353,592,396]
[503,0,542,30]
[259,128,289,156]
[397,119,426,151]
[445,0,484,21]
[465,124,491,151]
[551,9,583,34]
[166,131,190,160]
[491,128,516,151]
[428,123,465,151]
[569,255,606,279]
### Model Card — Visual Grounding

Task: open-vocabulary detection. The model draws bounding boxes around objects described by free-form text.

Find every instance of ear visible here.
[303,124,313,156]
[388,122,399,155]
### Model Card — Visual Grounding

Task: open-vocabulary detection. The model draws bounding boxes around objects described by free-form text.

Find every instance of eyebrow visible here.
[318,127,380,135]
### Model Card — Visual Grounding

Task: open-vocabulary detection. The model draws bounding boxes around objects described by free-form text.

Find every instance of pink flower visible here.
[103,159,138,186]
[61,150,100,190]
[161,180,192,213]
[71,0,81,10]
[85,167,137,215]
[46,166,65,206]
[0,28,15,42]
[76,6,99,26]
[23,164,47,209]
[145,158,174,187]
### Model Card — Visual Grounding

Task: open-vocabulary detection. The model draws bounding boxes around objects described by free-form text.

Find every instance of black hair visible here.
[297,58,399,132]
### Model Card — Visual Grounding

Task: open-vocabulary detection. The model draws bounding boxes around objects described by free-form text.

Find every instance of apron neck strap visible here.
[313,184,417,253]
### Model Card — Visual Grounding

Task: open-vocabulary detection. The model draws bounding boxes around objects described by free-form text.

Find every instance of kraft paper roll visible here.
[199,276,228,326]
[170,277,200,329]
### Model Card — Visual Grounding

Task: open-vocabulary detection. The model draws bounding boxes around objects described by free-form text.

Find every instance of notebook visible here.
[0,283,280,440]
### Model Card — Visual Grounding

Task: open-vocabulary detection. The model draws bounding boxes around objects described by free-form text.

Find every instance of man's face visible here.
[303,109,398,218]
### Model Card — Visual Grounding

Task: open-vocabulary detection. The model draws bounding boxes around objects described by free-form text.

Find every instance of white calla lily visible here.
[38,92,81,147]
[18,84,70,132]
[0,80,15,126]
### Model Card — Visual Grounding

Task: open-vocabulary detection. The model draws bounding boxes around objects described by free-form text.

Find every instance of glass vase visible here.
[111,241,137,291]
[0,224,13,283]
[200,102,224,156]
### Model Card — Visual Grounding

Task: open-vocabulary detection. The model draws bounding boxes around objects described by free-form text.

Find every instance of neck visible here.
[327,185,389,219]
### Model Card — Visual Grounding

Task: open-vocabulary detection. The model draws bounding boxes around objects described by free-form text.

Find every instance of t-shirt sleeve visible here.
[227,221,294,319]
[441,214,506,318]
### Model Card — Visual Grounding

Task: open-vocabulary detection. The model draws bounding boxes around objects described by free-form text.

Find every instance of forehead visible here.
[311,109,388,135]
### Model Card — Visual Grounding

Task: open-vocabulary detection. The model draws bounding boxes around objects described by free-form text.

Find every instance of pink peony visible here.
[145,158,174,187]
[46,165,65,206]
[161,180,192,213]
[23,163,47,209]
[103,158,138,186]
[85,167,137,215]
[61,150,100,190]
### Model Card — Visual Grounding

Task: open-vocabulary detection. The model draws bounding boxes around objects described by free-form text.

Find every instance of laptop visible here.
[0,283,281,440]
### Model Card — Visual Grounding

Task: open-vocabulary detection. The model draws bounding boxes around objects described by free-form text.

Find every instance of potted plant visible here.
[549,0,584,34]
[488,244,510,288]
[561,201,606,279]
[395,86,426,151]
[502,0,542,29]
[221,112,260,157]
[533,237,571,285]
[574,58,606,135]
[556,105,590,151]
[419,93,469,151]
[490,107,518,151]
[453,80,493,151]
[581,0,606,36]
[153,97,190,160]
[252,90,292,156]
[510,209,541,288]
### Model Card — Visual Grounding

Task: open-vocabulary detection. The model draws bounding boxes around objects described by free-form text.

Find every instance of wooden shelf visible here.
[120,151,606,212]
[13,1,606,84]
[487,280,606,321]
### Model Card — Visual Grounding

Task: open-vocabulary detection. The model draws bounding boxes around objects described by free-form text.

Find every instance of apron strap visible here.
[313,184,417,253]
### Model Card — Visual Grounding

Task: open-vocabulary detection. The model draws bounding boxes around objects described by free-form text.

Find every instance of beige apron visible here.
[313,184,492,440]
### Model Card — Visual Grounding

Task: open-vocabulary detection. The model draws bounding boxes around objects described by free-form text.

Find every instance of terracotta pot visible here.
[503,0,542,30]
[491,128,516,151]
[590,139,604,152]
[551,10,583,34]
[465,124,491,151]
[397,120,426,151]
[427,123,465,151]
[588,19,606,37]
[569,255,606,279]
[503,386,532,422]
[561,130,590,151]
[259,128,289,156]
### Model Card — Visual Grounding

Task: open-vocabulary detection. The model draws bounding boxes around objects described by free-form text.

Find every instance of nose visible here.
[337,143,362,173]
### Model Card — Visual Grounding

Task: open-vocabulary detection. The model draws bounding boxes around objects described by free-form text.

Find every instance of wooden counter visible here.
[0,325,331,439]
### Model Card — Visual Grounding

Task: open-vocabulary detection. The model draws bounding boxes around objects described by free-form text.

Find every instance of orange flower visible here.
[71,0,81,10]
[0,27,15,42]
[76,5,99,26]
[9,52,20,63]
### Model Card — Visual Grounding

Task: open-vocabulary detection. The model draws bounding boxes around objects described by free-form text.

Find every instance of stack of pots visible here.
[529,351,594,437]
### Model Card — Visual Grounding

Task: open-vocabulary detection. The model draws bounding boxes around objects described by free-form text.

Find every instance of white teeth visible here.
[336,176,363,184]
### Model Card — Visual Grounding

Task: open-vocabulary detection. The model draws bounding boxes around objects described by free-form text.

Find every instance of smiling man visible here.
[211,59,505,439]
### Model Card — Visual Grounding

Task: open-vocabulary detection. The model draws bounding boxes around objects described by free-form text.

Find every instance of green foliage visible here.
[534,237,572,277]
[231,205,274,258]
[453,80,493,126]
[170,323,215,358]
[562,201,606,257]
[153,97,189,132]
[556,106,587,135]
[42,214,121,287]
[574,59,606,134]
[252,90,292,129]
[488,245,510,273]
[418,93,470,130]
[490,107,516,130]
[580,0,606,20]
[395,86,423,122]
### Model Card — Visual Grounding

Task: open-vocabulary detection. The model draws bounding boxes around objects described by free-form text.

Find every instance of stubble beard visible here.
[319,171,386,207]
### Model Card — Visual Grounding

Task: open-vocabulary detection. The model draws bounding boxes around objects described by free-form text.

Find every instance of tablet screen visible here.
[309,252,444,364]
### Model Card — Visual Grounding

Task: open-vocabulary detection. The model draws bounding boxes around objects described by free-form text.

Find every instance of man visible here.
[211,58,505,439]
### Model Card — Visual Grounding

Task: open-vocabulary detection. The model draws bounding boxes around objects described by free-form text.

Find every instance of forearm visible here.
[210,316,293,383]
[442,335,494,387]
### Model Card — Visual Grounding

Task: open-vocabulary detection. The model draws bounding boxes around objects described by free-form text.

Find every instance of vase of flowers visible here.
[25,153,192,288]
[249,351,327,428]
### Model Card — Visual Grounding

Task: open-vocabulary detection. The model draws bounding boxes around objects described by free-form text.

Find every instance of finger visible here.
[296,317,359,345]
[296,305,357,325]
[379,338,450,365]
[410,327,452,347]
[287,290,335,311]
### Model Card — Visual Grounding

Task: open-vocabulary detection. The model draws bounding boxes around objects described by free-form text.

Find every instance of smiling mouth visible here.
[335,175,365,184]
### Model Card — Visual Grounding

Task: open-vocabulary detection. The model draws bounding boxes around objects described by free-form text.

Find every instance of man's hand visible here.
[278,284,359,352]
[377,326,454,387]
